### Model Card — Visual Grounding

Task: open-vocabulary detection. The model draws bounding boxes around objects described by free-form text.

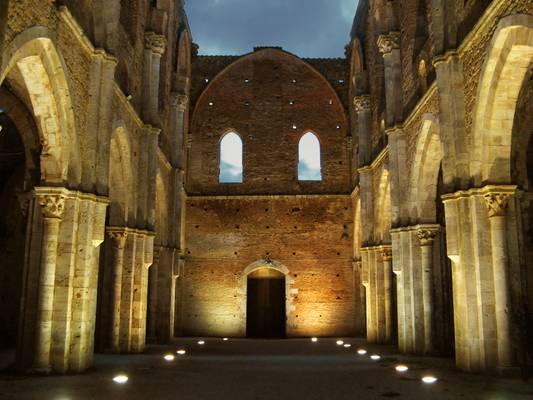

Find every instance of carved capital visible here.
[38,194,65,219]
[381,248,393,262]
[484,192,513,218]
[377,32,400,55]
[145,31,167,55]
[353,95,371,112]
[171,93,189,112]
[417,229,437,246]
[107,229,128,249]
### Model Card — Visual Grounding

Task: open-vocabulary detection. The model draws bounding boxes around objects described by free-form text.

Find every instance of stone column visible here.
[484,191,515,368]
[353,95,371,167]
[32,191,66,372]
[145,126,160,230]
[143,32,167,125]
[169,93,189,168]
[377,32,402,127]
[147,245,161,342]
[106,227,128,353]
[381,247,393,342]
[417,228,438,354]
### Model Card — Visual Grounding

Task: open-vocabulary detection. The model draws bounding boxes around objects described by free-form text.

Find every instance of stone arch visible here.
[0,87,40,185]
[175,29,191,92]
[0,27,82,187]
[239,259,296,335]
[471,14,533,185]
[408,114,443,223]
[108,124,134,226]
[374,167,391,243]
[192,48,347,126]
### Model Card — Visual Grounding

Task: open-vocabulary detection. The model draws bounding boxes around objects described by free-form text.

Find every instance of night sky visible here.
[185,0,359,58]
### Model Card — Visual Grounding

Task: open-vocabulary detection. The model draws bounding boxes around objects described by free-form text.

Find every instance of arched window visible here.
[298,132,322,181]
[219,132,243,183]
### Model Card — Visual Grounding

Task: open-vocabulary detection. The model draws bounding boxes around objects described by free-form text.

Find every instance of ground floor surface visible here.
[1,338,532,399]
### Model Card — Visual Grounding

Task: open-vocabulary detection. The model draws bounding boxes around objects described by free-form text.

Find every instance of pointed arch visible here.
[471,14,533,185]
[219,131,243,183]
[298,132,322,181]
[108,124,134,226]
[408,114,443,223]
[0,27,81,186]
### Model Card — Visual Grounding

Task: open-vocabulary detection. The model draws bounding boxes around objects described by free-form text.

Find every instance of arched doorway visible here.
[246,268,286,338]
[0,90,39,370]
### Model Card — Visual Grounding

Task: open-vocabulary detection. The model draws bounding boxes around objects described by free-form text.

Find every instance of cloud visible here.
[186,0,359,58]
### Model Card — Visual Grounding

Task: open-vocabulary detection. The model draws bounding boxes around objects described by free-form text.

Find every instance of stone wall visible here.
[182,195,355,337]
[188,48,351,196]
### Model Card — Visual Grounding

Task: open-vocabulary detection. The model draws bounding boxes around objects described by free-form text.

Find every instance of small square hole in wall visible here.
[244,78,250,83]
[338,79,345,84]
[205,78,209,83]
[292,124,297,130]
[336,125,341,129]
[292,79,297,84]
[289,100,295,105]
[208,101,214,107]
[329,99,333,105]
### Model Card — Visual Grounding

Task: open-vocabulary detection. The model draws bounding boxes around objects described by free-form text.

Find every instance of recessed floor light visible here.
[357,349,367,355]
[177,349,186,355]
[164,354,175,361]
[113,375,128,384]
[336,340,344,346]
[343,344,351,348]
[395,365,408,372]
[223,338,229,341]
[311,337,318,342]
[370,354,381,360]
[422,376,437,384]
[197,340,205,345]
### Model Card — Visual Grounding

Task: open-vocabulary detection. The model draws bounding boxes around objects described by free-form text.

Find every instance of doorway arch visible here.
[241,260,295,338]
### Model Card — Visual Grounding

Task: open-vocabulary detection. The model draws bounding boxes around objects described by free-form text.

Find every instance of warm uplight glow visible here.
[357,349,367,355]
[198,340,205,345]
[370,354,381,360]
[422,376,438,384]
[177,349,186,355]
[311,337,318,342]
[336,340,344,346]
[164,354,175,361]
[223,338,229,341]
[395,365,408,372]
[113,375,129,384]
[343,344,351,348]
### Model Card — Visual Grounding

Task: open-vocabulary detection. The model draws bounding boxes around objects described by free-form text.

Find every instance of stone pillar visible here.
[381,247,393,342]
[353,95,371,167]
[169,93,189,168]
[442,185,519,372]
[143,32,167,125]
[377,32,402,127]
[417,227,438,354]
[484,191,515,369]
[386,126,408,226]
[106,227,128,352]
[32,191,65,372]
[147,245,161,342]
[145,126,160,230]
